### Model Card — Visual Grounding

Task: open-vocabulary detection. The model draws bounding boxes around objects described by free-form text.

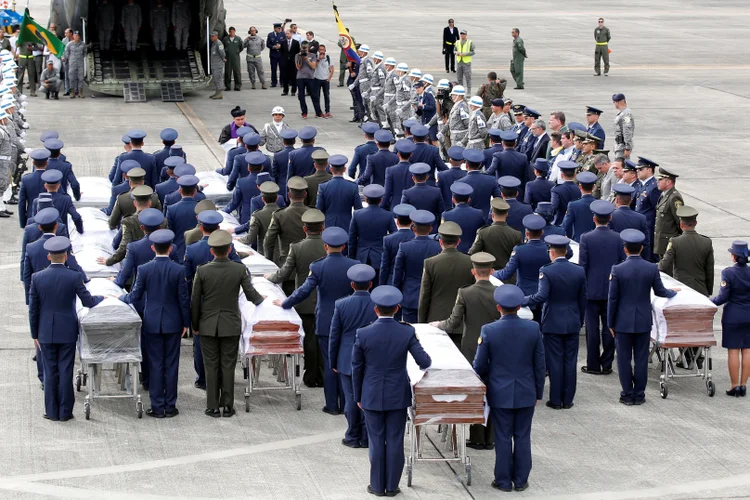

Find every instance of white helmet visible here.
[469,96,483,108]
[385,57,397,67]
[396,62,408,73]
[271,106,285,116]
[373,51,384,61]
[450,85,466,96]
[421,74,434,85]
[359,44,370,53]
[409,68,422,78]
[437,79,450,90]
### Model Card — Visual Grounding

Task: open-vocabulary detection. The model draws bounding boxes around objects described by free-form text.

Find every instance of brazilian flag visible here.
[17,9,65,57]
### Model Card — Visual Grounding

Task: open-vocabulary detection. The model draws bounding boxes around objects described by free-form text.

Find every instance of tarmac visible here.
[1,0,750,498]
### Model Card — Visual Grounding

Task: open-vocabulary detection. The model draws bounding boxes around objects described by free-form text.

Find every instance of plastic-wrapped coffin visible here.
[239,277,304,356]
[651,273,717,346]
[69,207,120,278]
[197,171,232,208]
[76,279,142,364]
[69,177,113,208]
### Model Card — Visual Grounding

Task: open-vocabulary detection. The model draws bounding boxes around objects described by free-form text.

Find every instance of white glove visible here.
[436,132,443,141]
[348,84,355,91]
[369,95,376,102]
[21,122,29,129]
[437,119,444,126]
[19,139,25,145]
[20,131,26,139]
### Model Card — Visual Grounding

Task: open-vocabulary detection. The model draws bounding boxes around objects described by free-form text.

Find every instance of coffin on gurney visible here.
[651,274,717,346]
[68,177,113,208]
[197,171,232,208]
[69,208,120,278]
[239,277,304,356]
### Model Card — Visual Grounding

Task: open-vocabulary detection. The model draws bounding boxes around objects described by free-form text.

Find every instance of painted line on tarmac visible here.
[0,482,180,499]
[0,430,341,484]
[176,101,226,168]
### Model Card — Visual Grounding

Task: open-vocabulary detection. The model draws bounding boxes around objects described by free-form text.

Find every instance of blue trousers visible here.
[615,331,650,402]
[401,307,418,323]
[340,374,367,446]
[585,299,615,371]
[40,342,76,420]
[543,332,578,406]
[146,332,181,413]
[270,56,280,86]
[140,329,150,389]
[318,336,344,412]
[491,406,535,489]
[194,333,206,386]
[363,408,407,493]
[111,227,123,250]
[36,344,44,384]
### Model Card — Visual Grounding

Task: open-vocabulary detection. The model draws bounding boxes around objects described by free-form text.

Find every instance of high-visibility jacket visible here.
[456,39,473,63]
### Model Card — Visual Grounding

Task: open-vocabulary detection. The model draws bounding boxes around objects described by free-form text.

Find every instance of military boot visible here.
[214,90,223,100]
[251,82,256,89]
[261,82,267,89]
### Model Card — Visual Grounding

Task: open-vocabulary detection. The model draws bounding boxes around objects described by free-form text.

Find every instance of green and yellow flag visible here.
[17,9,65,57]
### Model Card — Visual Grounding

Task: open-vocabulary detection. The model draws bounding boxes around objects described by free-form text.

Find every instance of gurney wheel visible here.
[136,401,143,418]
[660,383,668,399]
[75,374,82,393]
[84,403,90,420]
[707,380,715,397]
[245,394,250,413]
[406,465,412,487]
[295,393,302,411]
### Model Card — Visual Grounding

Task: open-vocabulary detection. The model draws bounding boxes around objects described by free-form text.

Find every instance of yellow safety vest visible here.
[456,39,472,63]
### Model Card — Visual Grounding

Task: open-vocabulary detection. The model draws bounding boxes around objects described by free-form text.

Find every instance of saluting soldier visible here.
[266,209,327,387]
[470,198,523,272]
[612,93,634,159]
[659,205,714,296]
[432,252,500,449]
[418,222,474,343]
[653,166,684,259]
[192,230,265,418]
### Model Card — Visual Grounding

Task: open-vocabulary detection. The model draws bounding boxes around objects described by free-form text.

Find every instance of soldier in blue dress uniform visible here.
[457,148,501,222]
[44,139,80,201]
[358,129,398,187]
[29,236,104,421]
[272,129,298,201]
[437,145,467,209]
[609,183,651,261]
[120,129,159,188]
[381,139,416,210]
[39,169,84,234]
[348,123,380,181]
[287,126,323,182]
[120,229,190,418]
[496,175,532,232]
[523,159,554,210]
[579,200,625,375]
[585,106,605,147]
[163,164,206,212]
[711,241,750,396]
[227,133,271,191]
[523,235,586,409]
[634,157,660,260]
[379,204,415,286]
[409,124,445,185]
[315,154,362,230]
[473,285,545,492]
[550,161,581,226]
[487,130,530,196]
[166,174,201,261]
[562,171,597,242]
[401,163,444,232]
[155,156,186,205]
[352,285,431,496]
[330,264,378,449]
[608,229,677,405]
[349,184,397,284]
[18,148,52,227]
[441,182,485,254]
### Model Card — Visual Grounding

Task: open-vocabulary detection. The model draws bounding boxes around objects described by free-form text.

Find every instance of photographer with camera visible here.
[295,41,323,119]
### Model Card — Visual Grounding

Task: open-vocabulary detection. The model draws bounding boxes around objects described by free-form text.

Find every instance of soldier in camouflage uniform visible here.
[209,31,226,99]
[62,33,87,98]
[476,72,506,119]
[465,96,488,150]
[486,98,513,131]
[96,0,115,50]
[150,0,170,52]
[407,68,422,120]
[0,111,13,217]
[244,27,266,89]
[121,0,142,51]
[394,63,413,133]
[612,93,634,159]
[380,58,398,131]
[576,136,598,174]
[368,52,387,127]
[351,45,373,121]
[239,181,281,259]
[653,167,684,258]
[658,205,713,296]
[438,85,470,150]
[172,0,191,50]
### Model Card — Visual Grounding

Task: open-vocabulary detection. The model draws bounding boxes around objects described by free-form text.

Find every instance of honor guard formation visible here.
[4,6,748,498]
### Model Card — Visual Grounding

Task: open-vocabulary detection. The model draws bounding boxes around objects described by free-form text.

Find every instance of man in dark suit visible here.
[280,29,300,96]
[120,230,190,418]
[580,200,625,375]
[442,19,459,73]
[473,285,545,492]
[523,235,587,410]
[330,264,378,449]
[352,285,431,496]
[523,159,554,210]
[29,236,104,421]
[608,229,677,405]
[528,120,550,163]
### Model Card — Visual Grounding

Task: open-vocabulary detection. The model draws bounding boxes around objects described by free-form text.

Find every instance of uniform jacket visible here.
[607,255,676,333]
[330,291,377,375]
[551,181,581,226]
[287,144,323,182]
[457,171,501,219]
[579,226,626,300]
[358,149,399,187]
[503,198,533,232]
[654,187,684,255]
[221,145,246,175]
[17,169,46,227]
[379,228,414,286]
[711,265,750,324]
[436,167,466,210]
[225,172,261,223]
[393,236,442,309]
[23,233,86,304]
[264,201,310,265]
[473,314,545,409]
[29,264,103,343]
[47,157,80,200]
[352,317,431,410]
[303,170,332,207]
[469,221,523,271]
[155,177,178,205]
[562,193,595,243]
[524,257,587,334]
[20,221,67,279]
[494,239,550,293]
[191,258,263,336]
[239,203,281,256]
[402,183,444,232]
[347,141,378,180]
[228,151,271,191]
[163,187,205,212]
[113,234,179,299]
[120,149,158,187]
[609,206,651,254]
[282,252,359,336]
[109,189,161,229]
[166,196,199,260]
[483,144,504,169]
[438,280,500,361]
[313,175,361,231]
[418,248,474,322]
[441,203,485,254]
[658,230,713,296]
[587,121,606,148]
[382,161,415,210]
[635,176,659,232]
[523,176,554,210]
[120,257,190,334]
[184,237,242,289]
[49,192,83,234]
[349,205,397,269]
[259,121,288,154]
[272,145,295,199]
[268,234,326,314]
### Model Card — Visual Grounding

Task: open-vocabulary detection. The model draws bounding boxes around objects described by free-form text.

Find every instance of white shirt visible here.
[291,33,304,43]
[548,146,575,184]
[273,121,283,133]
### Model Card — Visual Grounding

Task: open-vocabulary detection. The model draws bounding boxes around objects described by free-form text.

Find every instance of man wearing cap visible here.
[358,129,398,187]
[271,129,298,200]
[316,154,361,230]
[392,210,441,322]
[401,163,444,232]
[410,125,445,184]
[561,171,598,242]
[265,176,310,273]
[304,150,332,207]
[352,285,431,496]
[609,229,678,405]
[418,221,474,334]
[287,126,322,182]
[441,183,485,254]
[470,198,523,272]
[439,86,470,149]
[619,159,641,207]
[414,83,436,132]
[348,123,380,181]
[219,107,256,146]
[267,23,285,88]
[43,139,79,201]
[330,264,378,448]
[109,134,133,185]
[609,183,650,250]
[163,164,207,211]
[486,99,513,133]
[466,96,488,150]
[494,213,550,300]
[474,285,545,492]
[523,234,586,410]
[184,200,217,246]
[634,157,659,259]
[166,174,201,261]
[155,157,186,204]
[276,227,359,413]
[612,94,634,159]
[153,128,183,180]
[16,40,40,97]
[462,149,502,216]
[209,31,226,99]
[653,167,685,259]
[496,176,532,232]
[120,130,158,188]
[225,151,266,223]
[113,208,169,289]
[119,230,189,418]
[227,133,272,191]
[192,230,264,417]
[349,184,397,279]
[29,236,104,421]
[379,204,416,288]
[659,205,713,296]
[266,209,326,387]
[586,106,606,146]
[436,146,466,209]
[430,251,499,447]
[236,181,281,254]
[487,130,530,191]
[18,149,51,227]
[380,139,415,210]
[37,169,84,234]
[550,161,581,226]
[40,60,61,99]
[21,204,67,278]
[524,159,554,211]
[580,201,625,375]
[102,185,157,266]
[108,170,161,230]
